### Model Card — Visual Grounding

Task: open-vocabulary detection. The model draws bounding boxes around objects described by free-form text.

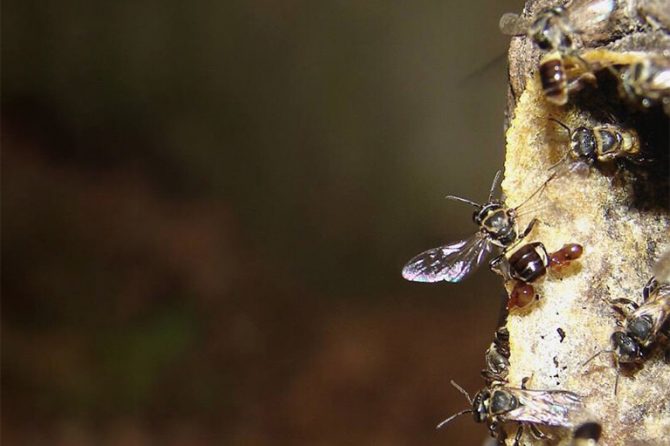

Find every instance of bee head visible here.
[611,331,641,363]
[571,127,596,160]
[530,7,571,51]
[471,389,490,423]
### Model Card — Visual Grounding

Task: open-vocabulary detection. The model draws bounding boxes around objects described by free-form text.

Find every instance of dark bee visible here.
[585,277,670,393]
[548,118,642,173]
[439,381,583,446]
[490,242,583,309]
[482,327,511,385]
[501,1,617,105]
[500,0,617,52]
[540,51,597,105]
[616,56,670,114]
[402,171,553,283]
[571,422,602,446]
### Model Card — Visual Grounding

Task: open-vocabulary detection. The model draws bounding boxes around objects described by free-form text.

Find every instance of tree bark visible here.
[501,0,670,444]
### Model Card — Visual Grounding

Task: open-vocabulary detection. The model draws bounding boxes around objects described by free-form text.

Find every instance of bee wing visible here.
[504,388,583,427]
[648,59,670,94]
[402,234,493,283]
[653,249,670,283]
[634,288,670,335]
[499,12,529,36]
[565,0,616,37]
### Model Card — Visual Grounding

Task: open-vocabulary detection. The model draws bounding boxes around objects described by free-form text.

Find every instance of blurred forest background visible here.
[3,1,522,444]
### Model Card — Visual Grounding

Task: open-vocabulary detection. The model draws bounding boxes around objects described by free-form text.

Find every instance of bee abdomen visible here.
[508,242,549,283]
[540,55,567,105]
[594,128,622,157]
[594,125,640,161]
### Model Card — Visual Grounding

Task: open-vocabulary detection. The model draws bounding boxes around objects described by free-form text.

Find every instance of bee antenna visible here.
[512,172,556,211]
[436,409,473,430]
[449,380,473,404]
[488,170,503,202]
[582,349,614,367]
[548,151,570,172]
[548,117,572,135]
[445,195,481,208]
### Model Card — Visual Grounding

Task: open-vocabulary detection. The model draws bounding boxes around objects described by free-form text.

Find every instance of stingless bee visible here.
[616,56,670,115]
[548,117,642,174]
[402,171,553,283]
[501,1,618,105]
[482,327,511,385]
[571,422,602,446]
[500,0,617,52]
[540,51,597,105]
[490,242,584,309]
[439,380,583,446]
[585,276,670,393]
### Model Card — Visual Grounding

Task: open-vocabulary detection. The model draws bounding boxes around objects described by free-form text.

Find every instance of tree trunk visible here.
[501,0,670,444]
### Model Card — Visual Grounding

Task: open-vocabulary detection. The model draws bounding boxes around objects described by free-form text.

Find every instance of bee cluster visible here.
[403,0,670,444]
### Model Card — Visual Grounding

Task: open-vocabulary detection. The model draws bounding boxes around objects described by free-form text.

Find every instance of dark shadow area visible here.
[2,1,523,444]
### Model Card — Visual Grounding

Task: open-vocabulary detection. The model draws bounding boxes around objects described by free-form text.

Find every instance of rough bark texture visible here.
[502,0,670,444]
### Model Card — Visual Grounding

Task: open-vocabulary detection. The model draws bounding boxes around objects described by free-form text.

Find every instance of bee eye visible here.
[613,332,639,358]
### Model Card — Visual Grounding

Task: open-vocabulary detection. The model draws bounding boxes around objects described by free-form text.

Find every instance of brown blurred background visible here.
[2,1,522,444]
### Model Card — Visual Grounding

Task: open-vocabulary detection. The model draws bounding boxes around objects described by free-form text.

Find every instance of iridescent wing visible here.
[499,12,529,36]
[646,58,670,97]
[402,234,493,283]
[503,388,583,427]
[635,283,670,336]
[566,0,616,36]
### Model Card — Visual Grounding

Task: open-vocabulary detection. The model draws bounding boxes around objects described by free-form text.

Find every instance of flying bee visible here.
[490,242,584,309]
[616,56,670,115]
[402,171,553,283]
[571,422,602,446]
[540,51,597,105]
[439,380,583,446]
[548,118,642,174]
[500,0,617,52]
[482,327,511,384]
[501,1,617,105]
[585,276,670,393]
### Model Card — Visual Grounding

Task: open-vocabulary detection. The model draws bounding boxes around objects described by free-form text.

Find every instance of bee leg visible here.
[569,160,591,177]
[567,72,597,94]
[529,424,549,440]
[642,277,659,302]
[489,254,510,279]
[512,423,524,446]
[515,218,539,245]
[625,154,655,166]
[565,55,597,93]
[521,374,534,389]
[608,298,639,319]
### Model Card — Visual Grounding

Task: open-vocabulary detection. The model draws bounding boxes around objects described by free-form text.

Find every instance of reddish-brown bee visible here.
[490,242,583,309]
